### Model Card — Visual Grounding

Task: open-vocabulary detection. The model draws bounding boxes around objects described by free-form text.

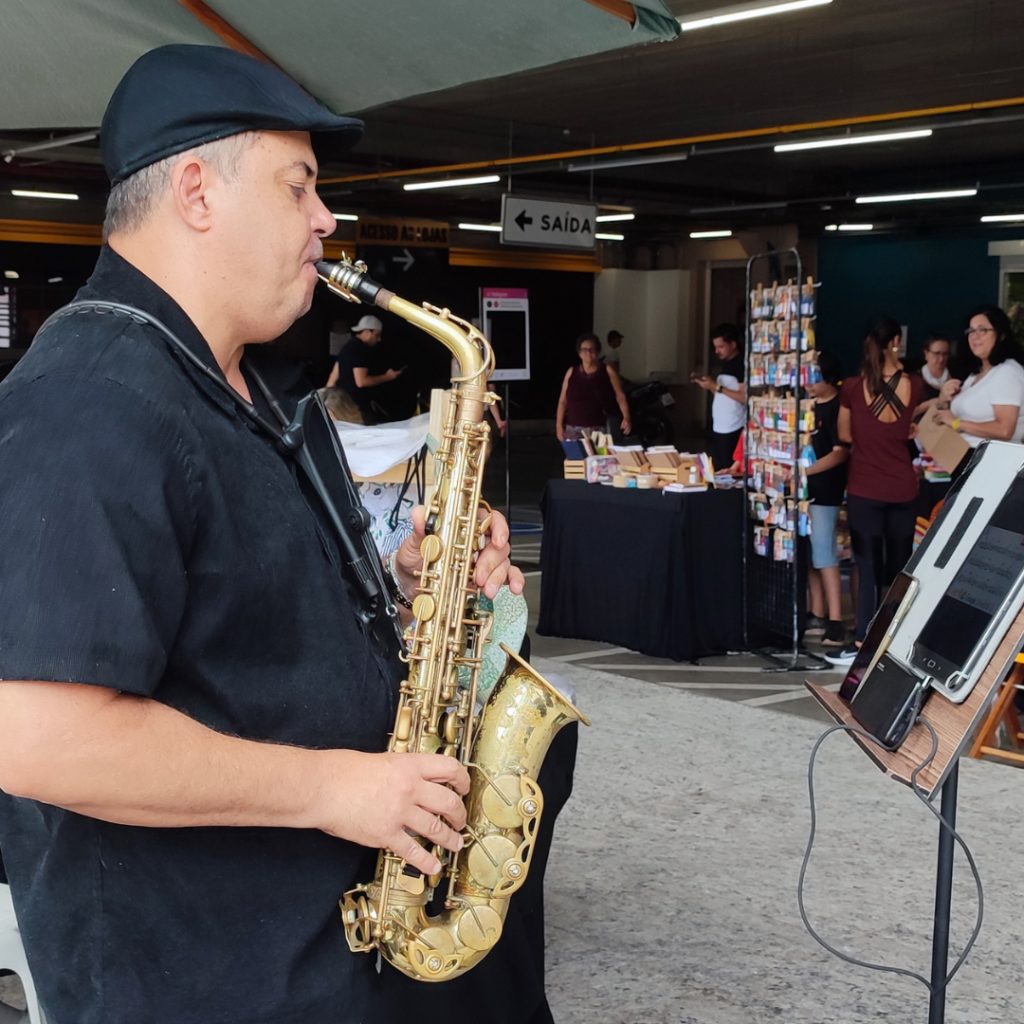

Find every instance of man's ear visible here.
[170,155,214,232]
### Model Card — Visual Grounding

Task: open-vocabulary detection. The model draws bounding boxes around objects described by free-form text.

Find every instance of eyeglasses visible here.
[965,326,995,337]
[579,346,598,353]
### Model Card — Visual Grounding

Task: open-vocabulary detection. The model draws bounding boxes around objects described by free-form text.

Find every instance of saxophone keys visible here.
[412,594,436,621]
[456,905,503,952]
[407,931,459,981]
[420,534,443,564]
[444,710,459,745]
[467,834,517,889]
[394,706,413,742]
[481,774,525,828]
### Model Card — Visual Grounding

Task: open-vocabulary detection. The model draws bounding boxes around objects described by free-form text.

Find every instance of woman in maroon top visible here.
[833,317,924,660]
[556,332,631,440]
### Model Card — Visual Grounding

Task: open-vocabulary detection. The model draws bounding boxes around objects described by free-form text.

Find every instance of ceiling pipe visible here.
[2,132,98,164]
[320,92,1024,186]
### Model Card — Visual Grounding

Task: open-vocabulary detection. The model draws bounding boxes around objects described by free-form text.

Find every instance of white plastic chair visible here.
[0,884,43,1024]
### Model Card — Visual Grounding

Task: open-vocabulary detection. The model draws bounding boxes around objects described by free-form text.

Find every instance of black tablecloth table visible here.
[537,479,745,661]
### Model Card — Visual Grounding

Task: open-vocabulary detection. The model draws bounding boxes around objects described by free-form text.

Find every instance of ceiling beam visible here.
[177,0,276,65]
[581,0,637,26]
[321,92,1024,185]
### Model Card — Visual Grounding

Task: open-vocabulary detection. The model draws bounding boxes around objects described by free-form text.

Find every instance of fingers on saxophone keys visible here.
[485,508,510,549]
[507,565,526,595]
[393,830,444,876]
[480,559,512,599]
[418,780,468,832]
[407,808,463,862]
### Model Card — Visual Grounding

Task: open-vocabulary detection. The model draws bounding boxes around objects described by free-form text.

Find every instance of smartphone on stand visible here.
[839,571,920,703]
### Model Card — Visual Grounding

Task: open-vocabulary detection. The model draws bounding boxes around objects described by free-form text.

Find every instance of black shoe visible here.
[822,621,847,646]
[824,643,859,666]
[805,615,827,636]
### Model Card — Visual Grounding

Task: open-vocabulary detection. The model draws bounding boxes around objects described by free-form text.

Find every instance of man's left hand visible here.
[394,506,525,603]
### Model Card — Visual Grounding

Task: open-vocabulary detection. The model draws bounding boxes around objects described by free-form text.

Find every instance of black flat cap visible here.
[101,44,363,184]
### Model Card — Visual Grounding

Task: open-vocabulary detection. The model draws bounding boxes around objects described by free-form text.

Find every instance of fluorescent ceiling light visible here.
[775,129,932,153]
[856,188,977,204]
[568,151,687,173]
[48,276,63,283]
[680,0,832,32]
[11,189,78,201]
[596,233,625,241]
[691,200,787,214]
[403,175,500,191]
[332,213,358,221]
[596,213,635,222]
[458,223,502,232]
[4,270,19,279]
[981,214,1024,223]
[690,230,733,239]
[826,223,873,231]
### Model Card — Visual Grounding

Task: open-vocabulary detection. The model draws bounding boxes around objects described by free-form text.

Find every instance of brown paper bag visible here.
[917,408,970,473]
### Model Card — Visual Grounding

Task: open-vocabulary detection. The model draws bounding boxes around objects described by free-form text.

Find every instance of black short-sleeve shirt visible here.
[720,352,745,384]
[808,395,848,506]
[0,247,399,1024]
[334,337,374,408]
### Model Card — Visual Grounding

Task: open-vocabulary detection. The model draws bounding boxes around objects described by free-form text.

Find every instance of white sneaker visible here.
[824,643,859,666]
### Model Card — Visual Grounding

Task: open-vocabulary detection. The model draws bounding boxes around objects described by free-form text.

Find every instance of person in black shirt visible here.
[805,352,850,646]
[0,45,523,1024]
[325,313,403,420]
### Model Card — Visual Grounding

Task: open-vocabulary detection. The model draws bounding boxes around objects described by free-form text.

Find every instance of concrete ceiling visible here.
[5,0,1024,238]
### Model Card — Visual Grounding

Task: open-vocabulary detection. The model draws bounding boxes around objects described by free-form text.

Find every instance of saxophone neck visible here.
[316,257,495,413]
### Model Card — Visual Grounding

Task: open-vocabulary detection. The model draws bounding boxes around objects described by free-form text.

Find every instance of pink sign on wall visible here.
[480,287,530,381]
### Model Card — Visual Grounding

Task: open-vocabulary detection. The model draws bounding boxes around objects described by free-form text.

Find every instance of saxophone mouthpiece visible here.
[316,257,387,307]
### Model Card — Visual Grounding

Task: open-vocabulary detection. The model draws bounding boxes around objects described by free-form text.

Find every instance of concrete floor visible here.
[4,544,1021,1023]
[538,656,1024,1024]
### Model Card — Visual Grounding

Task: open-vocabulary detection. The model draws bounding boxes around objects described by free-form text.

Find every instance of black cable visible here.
[798,720,984,996]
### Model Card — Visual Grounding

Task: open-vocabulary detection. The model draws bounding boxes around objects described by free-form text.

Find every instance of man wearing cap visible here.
[0,45,524,1024]
[325,312,403,420]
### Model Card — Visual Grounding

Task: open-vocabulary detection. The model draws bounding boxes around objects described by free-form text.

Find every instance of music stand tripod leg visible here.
[928,759,959,1024]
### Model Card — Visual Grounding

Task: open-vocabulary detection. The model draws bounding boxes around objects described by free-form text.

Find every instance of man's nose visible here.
[310,191,336,237]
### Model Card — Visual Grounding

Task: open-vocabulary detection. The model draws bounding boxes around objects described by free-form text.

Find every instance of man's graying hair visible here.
[103,132,258,241]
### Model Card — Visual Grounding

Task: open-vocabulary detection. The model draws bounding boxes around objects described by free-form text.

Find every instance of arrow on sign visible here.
[392,248,415,272]
[514,210,533,231]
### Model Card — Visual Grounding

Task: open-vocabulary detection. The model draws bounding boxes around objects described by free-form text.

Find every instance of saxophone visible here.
[316,257,589,982]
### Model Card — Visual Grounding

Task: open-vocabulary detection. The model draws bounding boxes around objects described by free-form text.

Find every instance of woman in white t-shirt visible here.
[936,304,1024,447]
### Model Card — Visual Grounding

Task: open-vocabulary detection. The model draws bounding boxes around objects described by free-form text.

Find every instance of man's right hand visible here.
[556,424,566,442]
[313,750,470,875]
[384,367,403,383]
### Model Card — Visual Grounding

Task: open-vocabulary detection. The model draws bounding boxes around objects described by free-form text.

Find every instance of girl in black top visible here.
[805,352,850,646]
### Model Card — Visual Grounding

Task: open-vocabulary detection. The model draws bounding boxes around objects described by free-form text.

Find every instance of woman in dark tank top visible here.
[556,333,632,439]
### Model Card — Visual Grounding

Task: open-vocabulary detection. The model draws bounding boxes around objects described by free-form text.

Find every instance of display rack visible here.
[742,249,825,671]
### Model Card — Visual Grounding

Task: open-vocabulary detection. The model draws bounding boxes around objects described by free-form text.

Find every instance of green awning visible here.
[0,0,679,130]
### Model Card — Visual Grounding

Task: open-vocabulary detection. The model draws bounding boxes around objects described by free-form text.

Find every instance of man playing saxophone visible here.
[0,45,523,1024]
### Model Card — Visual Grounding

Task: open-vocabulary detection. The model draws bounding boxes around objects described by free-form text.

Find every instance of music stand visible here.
[805,602,1024,1023]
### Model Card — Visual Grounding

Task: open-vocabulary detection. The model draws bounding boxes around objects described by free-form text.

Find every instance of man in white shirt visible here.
[604,329,624,372]
[692,322,745,471]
